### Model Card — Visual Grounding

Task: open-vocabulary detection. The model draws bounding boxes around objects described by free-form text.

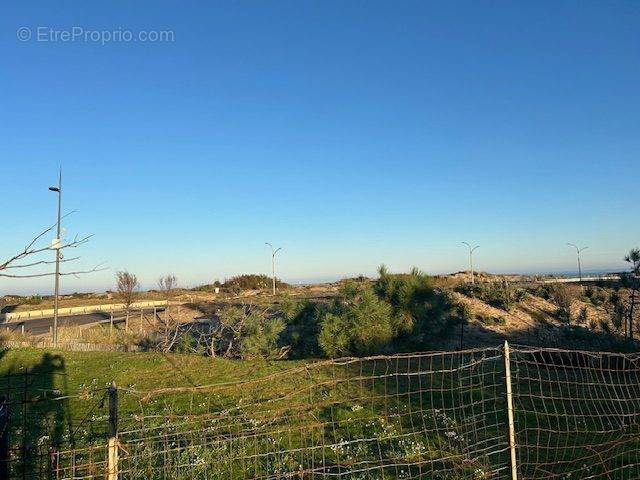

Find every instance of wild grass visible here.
[2,347,639,479]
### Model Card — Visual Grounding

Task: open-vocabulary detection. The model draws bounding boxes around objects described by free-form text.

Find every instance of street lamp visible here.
[567,243,588,282]
[49,168,62,346]
[265,242,282,295]
[462,242,480,284]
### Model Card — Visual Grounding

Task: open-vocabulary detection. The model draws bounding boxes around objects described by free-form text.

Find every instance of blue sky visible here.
[1,1,639,294]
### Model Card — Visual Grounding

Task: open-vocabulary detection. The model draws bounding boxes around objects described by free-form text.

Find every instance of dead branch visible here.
[0,211,103,278]
[0,263,107,278]
[2,256,81,269]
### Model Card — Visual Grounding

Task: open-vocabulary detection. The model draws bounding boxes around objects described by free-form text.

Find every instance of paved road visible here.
[1,308,164,336]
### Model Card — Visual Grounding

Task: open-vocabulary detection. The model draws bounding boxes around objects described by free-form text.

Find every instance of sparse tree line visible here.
[89,247,640,358]
[113,271,187,351]
[4,219,639,356]
[103,266,466,359]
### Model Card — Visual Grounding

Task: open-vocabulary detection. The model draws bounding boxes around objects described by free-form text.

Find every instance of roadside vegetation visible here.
[3,248,639,360]
[2,252,639,480]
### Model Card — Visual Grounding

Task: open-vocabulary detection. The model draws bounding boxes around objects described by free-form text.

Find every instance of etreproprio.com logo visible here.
[17,26,175,45]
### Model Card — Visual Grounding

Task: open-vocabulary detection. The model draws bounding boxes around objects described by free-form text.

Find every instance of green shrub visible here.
[317,312,354,358]
[20,295,43,306]
[374,266,456,347]
[577,307,588,324]
[241,314,285,359]
[611,301,625,332]
[279,299,327,358]
[476,313,506,326]
[456,282,526,311]
[191,281,222,293]
[584,286,607,306]
[223,274,289,292]
[318,281,395,357]
[551,286,575,324]
[293,267,460,358]
[455,303,473,326]
[212,306,285,359]
[530,284,557,300]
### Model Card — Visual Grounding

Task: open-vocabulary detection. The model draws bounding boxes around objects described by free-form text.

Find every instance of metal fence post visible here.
[503,341,518,480]
[107,381,118,480]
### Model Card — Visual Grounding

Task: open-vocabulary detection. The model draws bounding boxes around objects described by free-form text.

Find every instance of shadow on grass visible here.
[0,350,71,479]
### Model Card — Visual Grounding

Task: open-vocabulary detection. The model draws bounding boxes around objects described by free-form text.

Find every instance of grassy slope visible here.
[4,347,499,479]
[0,347,304,393]
[3,345,639,479]
[0,347,307,436]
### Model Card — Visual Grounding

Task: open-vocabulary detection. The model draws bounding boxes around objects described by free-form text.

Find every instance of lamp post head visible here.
[567,243,587,254]
[462,242,479,252]
[48,187,60,192]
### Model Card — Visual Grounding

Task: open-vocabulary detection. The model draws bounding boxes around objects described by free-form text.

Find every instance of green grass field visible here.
[2,346,640,479]
[0,347,299,386]
[2,347,506,479]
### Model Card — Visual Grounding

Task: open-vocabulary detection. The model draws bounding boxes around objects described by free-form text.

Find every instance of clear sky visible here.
[1,1,639,295]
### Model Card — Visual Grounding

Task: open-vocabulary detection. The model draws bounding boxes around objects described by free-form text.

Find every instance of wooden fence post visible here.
[107,381,118,480]
[503,341,518,480]
[0,394,9,480]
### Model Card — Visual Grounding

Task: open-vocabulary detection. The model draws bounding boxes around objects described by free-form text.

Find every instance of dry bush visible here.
[158,274,178,298]
[552,286,577,324]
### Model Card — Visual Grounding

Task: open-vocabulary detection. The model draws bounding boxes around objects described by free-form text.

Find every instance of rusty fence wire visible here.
[1,344,640,479]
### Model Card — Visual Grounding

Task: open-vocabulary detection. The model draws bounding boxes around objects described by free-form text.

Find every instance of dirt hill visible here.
[448,287,618,350]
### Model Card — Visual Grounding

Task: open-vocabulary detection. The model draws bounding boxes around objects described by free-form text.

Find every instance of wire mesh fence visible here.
[1,344,639,479]
[510,347,640,479]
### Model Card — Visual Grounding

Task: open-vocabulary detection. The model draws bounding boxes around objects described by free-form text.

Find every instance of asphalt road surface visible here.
[1,308,164,336]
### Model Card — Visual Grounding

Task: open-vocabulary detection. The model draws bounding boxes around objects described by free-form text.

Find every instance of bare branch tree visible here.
[155,274,180,350]
[0,214,104,278]
[158,274,177,298]
[116,271,139,332]
[157,321,193,353]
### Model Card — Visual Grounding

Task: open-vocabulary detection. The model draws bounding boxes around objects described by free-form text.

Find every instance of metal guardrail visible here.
[0,300,169,322]
[539,275,621,284]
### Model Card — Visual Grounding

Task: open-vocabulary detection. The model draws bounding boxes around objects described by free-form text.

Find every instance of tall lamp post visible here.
[49,168,62,346]
[462,242,480,284]
[265,242,282,295]
[567,243,588,282]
